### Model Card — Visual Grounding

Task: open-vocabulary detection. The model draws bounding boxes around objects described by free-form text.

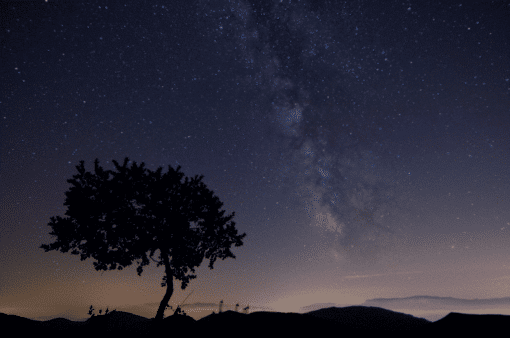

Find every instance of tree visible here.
[40,157,246,322]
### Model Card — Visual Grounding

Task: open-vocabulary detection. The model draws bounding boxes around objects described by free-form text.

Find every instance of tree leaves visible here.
[40,156,247,291]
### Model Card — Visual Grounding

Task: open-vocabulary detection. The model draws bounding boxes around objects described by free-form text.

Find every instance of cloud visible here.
[363,295,510,311]
[344,270,423,279]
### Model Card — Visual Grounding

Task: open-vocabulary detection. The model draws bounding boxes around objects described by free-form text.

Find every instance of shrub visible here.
[88,305,115,317]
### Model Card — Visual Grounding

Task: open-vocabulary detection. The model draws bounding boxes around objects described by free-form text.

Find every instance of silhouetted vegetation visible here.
[87,305,116,317]
[40,157,246,322]
[3,306,510,338]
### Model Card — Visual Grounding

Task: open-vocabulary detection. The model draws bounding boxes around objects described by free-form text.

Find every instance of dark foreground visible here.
[2,306,509,338]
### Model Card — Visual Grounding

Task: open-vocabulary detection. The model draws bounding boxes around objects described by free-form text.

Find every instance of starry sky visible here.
[1,0,510,323]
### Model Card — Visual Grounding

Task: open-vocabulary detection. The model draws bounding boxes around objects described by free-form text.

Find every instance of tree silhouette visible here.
[40,157,246,322]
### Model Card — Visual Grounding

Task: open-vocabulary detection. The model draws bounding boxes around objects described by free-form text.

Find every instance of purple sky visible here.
[1,0,509,322]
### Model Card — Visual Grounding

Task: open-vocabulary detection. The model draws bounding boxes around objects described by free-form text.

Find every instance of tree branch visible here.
[150,255,162,264]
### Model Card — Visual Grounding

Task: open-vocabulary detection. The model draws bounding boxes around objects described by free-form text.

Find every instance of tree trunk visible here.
[154,248,174,322]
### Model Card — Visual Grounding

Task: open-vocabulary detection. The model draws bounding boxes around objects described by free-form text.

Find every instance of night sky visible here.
[1,0,510,323]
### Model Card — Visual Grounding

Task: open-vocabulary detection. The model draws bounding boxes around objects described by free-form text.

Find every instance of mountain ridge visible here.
[3,303,510,338]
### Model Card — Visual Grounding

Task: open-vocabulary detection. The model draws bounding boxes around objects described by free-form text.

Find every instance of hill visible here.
[2,306,510,338]
[304,305,431,332]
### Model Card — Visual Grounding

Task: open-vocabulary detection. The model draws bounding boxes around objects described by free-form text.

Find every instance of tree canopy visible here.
[40,157,246,320]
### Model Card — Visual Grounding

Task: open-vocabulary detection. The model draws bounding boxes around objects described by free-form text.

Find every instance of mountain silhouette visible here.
[2,306,510,338]
[304,305,430,332]
[419,312,510,337]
